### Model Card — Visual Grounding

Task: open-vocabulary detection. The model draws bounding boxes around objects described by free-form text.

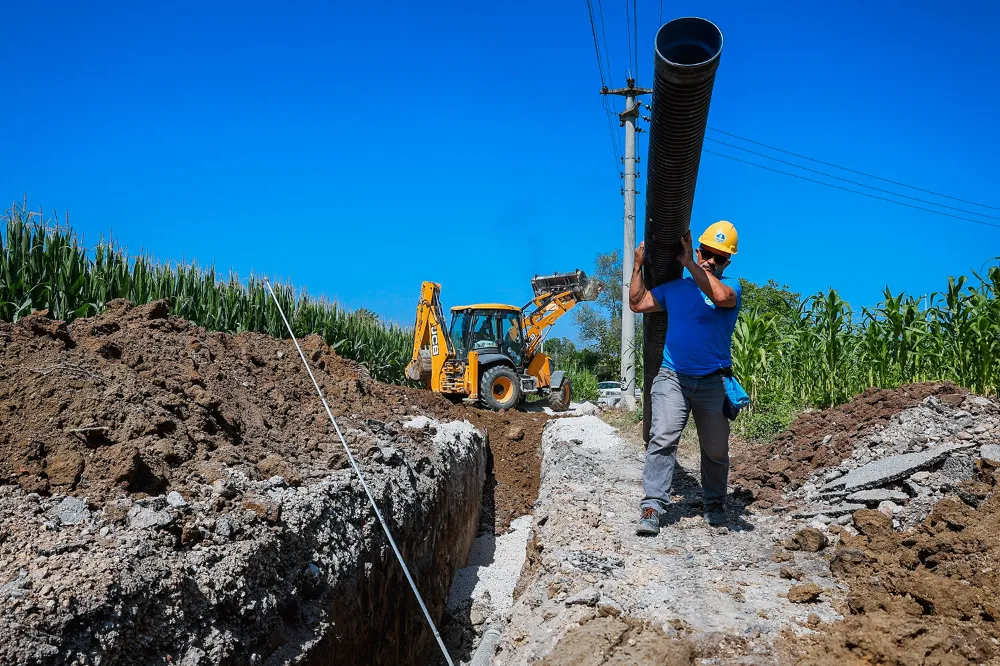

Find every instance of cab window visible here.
[450,311,470,358]
[500,313,524,366]
[471,313,499,350]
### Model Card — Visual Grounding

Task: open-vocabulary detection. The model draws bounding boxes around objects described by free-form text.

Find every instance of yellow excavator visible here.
[405,271,602,411]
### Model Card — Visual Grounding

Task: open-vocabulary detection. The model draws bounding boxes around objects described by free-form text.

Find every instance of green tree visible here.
[738,278,801,325]
[544,337,577,368]
[573,249,639,381]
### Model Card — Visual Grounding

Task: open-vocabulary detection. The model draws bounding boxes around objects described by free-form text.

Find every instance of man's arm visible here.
[628,241,662,313]
[678,233,737,308]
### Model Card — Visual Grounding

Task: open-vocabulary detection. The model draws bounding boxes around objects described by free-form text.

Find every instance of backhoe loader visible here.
[405,270,602,411]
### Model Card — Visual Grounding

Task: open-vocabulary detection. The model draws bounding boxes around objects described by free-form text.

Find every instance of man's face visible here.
[697,245,731,277]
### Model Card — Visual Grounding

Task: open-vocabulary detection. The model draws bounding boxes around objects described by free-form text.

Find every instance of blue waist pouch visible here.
[722,375,750,421]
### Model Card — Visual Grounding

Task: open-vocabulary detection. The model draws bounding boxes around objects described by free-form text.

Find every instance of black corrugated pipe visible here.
[642,17,724,442]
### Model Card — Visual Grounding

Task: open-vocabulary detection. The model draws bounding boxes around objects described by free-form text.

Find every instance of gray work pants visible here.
[641,366,730,511]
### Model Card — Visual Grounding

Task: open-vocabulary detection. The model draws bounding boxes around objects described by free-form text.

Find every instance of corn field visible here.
[732,269,1000,412]
[0,202,413,383]
[5,201,999,411]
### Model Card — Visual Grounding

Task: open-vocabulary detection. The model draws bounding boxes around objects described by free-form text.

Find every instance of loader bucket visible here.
[531,270,602,302]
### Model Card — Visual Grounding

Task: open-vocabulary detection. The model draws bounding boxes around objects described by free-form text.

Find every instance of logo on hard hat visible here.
[715,232,726,243]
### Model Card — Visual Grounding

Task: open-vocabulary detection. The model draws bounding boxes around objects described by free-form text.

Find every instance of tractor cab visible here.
[448,304,526,369]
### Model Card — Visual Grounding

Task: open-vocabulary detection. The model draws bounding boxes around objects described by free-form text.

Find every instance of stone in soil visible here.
[51,496,91,525]
[787,583,823,603]
[779,567,805,581]
[786,527,829,552]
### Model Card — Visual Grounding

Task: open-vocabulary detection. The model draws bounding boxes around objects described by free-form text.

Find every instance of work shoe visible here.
[704,503,727,527]
[636,507,661,536]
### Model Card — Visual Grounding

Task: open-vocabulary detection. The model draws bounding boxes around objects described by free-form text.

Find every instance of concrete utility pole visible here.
[602,79,651,410]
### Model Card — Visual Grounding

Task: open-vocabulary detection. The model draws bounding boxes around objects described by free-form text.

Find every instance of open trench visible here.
[0,304,542,666]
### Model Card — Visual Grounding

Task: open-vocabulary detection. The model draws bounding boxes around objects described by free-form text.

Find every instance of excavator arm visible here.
[405,281,453,386]
[521,270,602,361]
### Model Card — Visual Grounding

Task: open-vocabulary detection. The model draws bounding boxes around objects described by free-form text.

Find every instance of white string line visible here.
[263,278,455,666]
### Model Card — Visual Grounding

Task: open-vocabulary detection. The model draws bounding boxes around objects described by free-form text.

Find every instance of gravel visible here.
[497,415,845,665]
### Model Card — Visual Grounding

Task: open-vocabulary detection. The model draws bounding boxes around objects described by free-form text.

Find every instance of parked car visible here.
[597,381,641,407]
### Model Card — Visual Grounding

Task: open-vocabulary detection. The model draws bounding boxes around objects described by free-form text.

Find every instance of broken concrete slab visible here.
[821,442,975,492]
[938,454,977,483]
[846,489,909,504]
[981,444,1000,463]
[792,503,866,519]
[564,587,600,607]
[51,496,91,525]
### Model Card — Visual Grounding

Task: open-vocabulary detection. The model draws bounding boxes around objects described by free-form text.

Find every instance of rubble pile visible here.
[785,393,1000,529]
[730,383,967,508]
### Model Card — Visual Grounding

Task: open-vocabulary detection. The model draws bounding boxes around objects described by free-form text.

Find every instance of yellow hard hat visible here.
[698,220,738,255]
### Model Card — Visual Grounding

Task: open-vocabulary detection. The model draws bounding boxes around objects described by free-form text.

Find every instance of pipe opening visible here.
[655,17,723,67]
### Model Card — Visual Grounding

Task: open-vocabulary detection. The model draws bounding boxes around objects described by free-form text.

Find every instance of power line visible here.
[587,0,623,178]
[658,0,663,27]
[706,137,1000,222]
[585,0,606,87]
[704,149,1000,230]
[632,0,638,80]
[596,0,613,83]
[603,95,624,173]
[624,0,634,77]
[708,127,1000,212]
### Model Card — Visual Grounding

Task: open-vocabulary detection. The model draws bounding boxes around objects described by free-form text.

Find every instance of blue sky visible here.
[3,1,998,342]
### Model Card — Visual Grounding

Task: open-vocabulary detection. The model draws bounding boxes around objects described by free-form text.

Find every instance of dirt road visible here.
[496,414,842,664]
[485,388,1000,665]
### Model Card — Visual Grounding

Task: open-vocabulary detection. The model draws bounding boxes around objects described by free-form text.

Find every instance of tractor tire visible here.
[548,377,572,412]
[480,365,521,411]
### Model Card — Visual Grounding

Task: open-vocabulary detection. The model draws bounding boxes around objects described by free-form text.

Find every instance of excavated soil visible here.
[730,383,966,509]
[537,617,699,666]
[787,460,1000,665]
[0,300,544,533]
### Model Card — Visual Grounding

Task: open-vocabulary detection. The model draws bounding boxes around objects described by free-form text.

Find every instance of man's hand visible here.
[629,241,662,313]
[677,231,694,269]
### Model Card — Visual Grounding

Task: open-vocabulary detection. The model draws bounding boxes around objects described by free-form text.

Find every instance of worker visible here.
[627,221,741,535]
[473,317,496,349]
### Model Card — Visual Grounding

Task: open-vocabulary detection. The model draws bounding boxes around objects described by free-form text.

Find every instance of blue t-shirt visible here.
[650,276,742,376]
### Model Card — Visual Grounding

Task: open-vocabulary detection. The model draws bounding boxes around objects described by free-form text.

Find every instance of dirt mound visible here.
[730,383,966,508]
[540,616,695,666]
[540,615,761,666]
[0,300,543,532]
[789,461,999,666]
